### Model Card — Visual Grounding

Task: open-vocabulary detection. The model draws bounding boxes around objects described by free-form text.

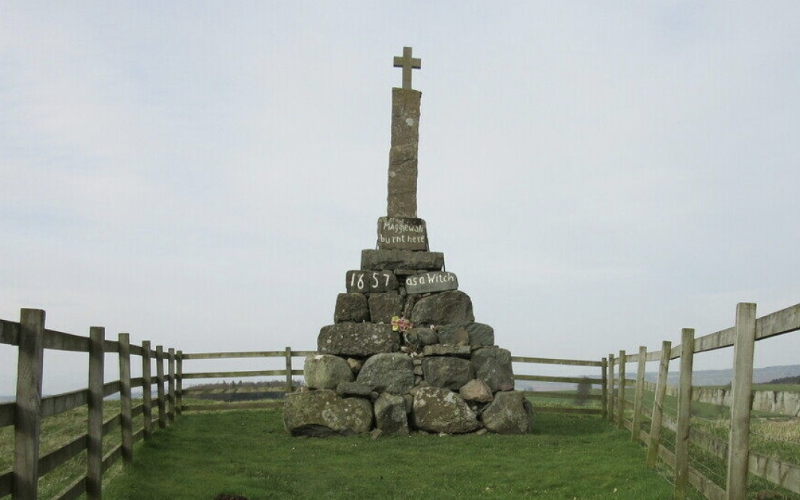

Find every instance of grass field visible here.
[631,387,800,500]
[631,385,800,465]
[0,400,137,500]
[2,389,798,499]
[100,408,687,500]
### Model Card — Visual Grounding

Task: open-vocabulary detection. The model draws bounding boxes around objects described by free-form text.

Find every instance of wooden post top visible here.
[393,46,421,90]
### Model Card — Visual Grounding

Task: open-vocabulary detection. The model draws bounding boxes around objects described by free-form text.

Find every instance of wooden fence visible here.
[175,353,608,414]
[0,307,608,499]
[608,301,800,500]
[178,349,315,412]
[2,302,799,499]
[0,309,312,500]
[512,355,607,416]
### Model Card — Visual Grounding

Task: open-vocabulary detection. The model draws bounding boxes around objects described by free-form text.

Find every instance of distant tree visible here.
[575,377,591,406]
[766,376,800,385]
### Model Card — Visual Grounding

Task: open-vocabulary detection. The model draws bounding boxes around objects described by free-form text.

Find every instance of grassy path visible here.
[103,409,684,500]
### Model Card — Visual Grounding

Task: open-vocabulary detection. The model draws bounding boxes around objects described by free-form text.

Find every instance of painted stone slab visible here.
[405,271,458,294]
[377,217,428,251]
[345,270,399,293]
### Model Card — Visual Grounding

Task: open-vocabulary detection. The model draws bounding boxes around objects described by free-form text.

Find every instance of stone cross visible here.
[393,46,421,90]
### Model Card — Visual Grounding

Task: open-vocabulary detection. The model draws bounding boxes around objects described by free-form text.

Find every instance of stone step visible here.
[361,249,444,271]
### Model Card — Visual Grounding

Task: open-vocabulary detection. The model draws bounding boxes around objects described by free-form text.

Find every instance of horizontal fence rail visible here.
[511,355,607,417]
[176,348,313,413]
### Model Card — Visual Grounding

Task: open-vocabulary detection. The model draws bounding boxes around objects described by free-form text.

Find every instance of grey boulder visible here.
[410,290,475,326]
[334,293,370,323]
[356,353,415,394]
[422,356,473,391]
[459,379,494,403]
[411,386,480,434]
[481,391,534,434]
[471,346,514,392]
[368,293,405,325]
[466,323,495,346]
[304,354,354,390]
[283,390,373,436]
[374,393,409,434]
[318,323,399,357]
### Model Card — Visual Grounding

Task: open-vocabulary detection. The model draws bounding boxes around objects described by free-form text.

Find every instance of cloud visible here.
[2,3,800,394]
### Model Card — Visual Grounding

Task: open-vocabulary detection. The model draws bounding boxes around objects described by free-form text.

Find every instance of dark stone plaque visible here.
[404,271,458,294]
[377,217,428,250]
[345,270,399,293]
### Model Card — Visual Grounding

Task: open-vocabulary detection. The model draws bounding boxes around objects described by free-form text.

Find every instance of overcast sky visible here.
[3,3,800,395]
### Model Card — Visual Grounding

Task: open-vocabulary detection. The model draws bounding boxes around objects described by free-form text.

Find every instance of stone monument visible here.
[284,47,533,436]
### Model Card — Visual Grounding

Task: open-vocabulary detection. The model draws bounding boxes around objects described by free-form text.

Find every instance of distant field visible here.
[2,380,799,499]
[0,400,135,499]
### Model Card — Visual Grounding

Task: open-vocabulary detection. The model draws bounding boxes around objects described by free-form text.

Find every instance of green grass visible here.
[526,391,603,409]
[630,389,800,500]
[633,387,800,464]
[102,409,680,500]
[3,388,796,500]
[0,399,139,499]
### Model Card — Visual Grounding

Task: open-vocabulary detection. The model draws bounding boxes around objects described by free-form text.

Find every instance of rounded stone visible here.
[283,390,373,435]
[411,386,480,434]
[334,293,370,323]
[481,391,534,434]
[410,290,475,326]
[374,393,409,434]
[421,357,473,390]
[304,354,354,390]
[356,353,415,394]
[471,346,514,392]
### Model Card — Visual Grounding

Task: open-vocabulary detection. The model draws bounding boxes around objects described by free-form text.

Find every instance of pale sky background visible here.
[2,3,800,395]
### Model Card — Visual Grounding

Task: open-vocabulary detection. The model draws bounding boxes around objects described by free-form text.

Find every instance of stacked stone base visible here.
[285,348,533,437]
[283,249,533,437]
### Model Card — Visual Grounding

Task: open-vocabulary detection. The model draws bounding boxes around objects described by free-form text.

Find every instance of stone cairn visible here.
[283,47,534,437]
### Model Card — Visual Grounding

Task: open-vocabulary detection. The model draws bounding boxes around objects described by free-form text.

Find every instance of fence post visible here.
[13,308,45,500]
[675,328,695,500]
[176,350,183,415]
[168,348,176,423]
[647,340,671,469]
[141,340,153,439]
[617,350,626,429]
[156,345,166,429]
[87,326,105,500]
[601,357,608,419]
[631,346,647,442]
[726,303,757,500]
[608,353,615,423]
[118,333,133,464]
[285,347,293,394]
